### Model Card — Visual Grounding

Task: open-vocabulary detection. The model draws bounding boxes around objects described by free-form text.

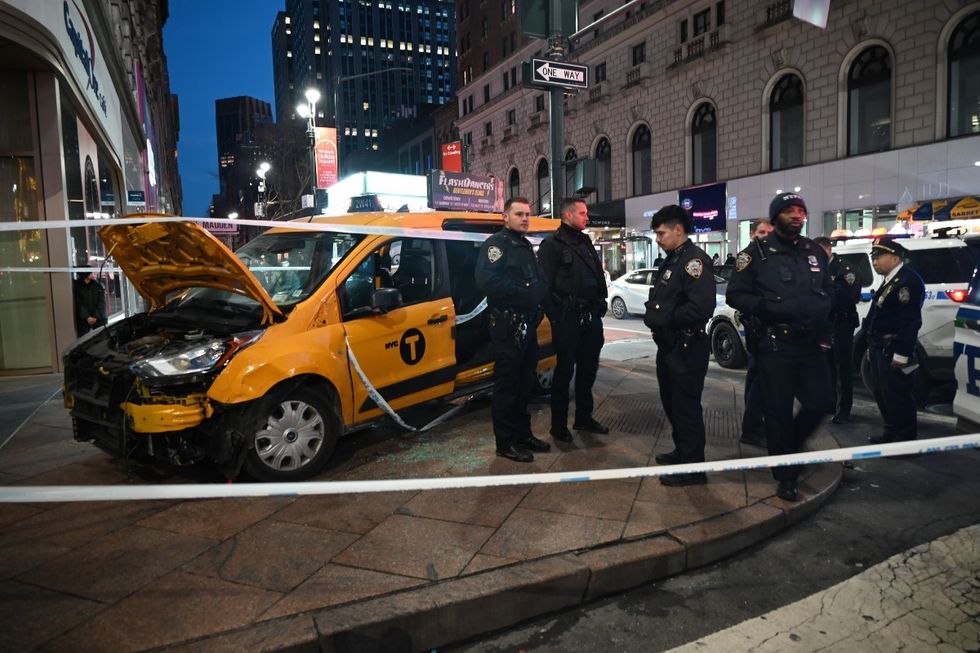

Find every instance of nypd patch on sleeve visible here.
[685,258,704,279]
[487,246,503,263]
[898,287,910,303]
[736,252,751,272]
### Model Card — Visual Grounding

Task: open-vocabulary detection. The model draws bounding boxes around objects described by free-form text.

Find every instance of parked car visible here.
[608,267,726,319]
[708,234,976,398]
[952,260,980,431]
[63,212,560,481]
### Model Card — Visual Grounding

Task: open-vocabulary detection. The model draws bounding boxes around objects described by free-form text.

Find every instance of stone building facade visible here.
[455,0,980,267]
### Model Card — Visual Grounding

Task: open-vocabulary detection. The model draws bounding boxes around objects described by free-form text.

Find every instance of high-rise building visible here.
[212,97,274,229]
[274,0,457,173]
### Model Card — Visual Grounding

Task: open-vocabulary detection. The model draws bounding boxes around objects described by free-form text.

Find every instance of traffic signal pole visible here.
[548,0,566,219]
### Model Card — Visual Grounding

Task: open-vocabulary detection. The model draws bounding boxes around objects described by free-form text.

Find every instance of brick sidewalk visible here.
[0,359,841,652]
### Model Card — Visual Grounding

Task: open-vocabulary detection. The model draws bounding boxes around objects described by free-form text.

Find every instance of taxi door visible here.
[341,237,457,419]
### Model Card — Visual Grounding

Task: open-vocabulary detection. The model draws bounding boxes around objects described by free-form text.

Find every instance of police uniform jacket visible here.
[864,264,924,359]
[726,234,833,333]
[643,239,716,333]
[828,255,861,326]
[537,223,607,310]
[475,227,548,313]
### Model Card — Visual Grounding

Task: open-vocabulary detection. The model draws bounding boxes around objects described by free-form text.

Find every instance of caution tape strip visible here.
[344,335,473,433]
[0,434,976,503]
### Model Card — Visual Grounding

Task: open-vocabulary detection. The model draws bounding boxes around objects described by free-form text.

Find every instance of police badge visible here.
[685,259,704,279]
[844,272,856,286]
[487,246,503,262]
[736,252,751,272]
[808,255,819,267]
[898,287,910,303]
[663,270,673,281]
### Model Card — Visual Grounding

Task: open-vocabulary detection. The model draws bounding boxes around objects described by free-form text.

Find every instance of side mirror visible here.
[371,287,402,312]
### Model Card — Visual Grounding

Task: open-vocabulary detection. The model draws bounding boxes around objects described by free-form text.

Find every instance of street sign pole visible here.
[548,0,565,219]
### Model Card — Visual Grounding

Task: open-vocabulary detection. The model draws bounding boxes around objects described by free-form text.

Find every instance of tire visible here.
[610,297,628,319]
[242,385,340,482]
[860,350,932,407]
[711,321,748,369]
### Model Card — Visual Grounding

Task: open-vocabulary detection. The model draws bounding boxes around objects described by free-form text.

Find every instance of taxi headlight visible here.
[136,340,227,377]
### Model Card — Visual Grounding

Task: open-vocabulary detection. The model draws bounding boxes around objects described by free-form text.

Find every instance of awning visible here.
[899,195,980,221]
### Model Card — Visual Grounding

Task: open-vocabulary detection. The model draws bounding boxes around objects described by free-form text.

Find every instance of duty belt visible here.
[869,333,897,346]
[764,324,816,344]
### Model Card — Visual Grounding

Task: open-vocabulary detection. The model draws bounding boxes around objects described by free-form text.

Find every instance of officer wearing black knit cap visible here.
[862,237,924,444]
[726,192,835,502]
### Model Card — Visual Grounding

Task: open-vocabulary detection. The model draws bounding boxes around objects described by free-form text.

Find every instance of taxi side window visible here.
[340,238,439,318]
[837,253,873,287]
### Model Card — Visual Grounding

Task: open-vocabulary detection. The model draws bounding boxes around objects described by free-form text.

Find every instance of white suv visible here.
[709,235,976,399]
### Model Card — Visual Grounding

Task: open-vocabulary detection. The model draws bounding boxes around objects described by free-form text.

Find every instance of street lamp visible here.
[296,88,321,213]
[255,162,271,218]
[227,211,239,220]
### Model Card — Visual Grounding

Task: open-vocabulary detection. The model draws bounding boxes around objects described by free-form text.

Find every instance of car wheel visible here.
[610,297,628,319]
[242,386,340,482]
[711,321,747,369]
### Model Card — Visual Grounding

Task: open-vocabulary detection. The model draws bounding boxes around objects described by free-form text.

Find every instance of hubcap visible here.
[254,400,325,471]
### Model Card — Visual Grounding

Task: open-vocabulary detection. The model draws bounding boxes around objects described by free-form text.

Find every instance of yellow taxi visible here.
[63,212,559,480]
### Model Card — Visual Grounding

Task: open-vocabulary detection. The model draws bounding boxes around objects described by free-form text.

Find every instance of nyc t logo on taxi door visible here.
[400,328,425,365]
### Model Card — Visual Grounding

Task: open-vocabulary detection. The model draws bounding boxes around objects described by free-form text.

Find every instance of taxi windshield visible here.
[236,230,363,306]
[181,230,363,311]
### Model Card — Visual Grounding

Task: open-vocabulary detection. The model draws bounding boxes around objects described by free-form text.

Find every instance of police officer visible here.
[643,205,716,486]
[475,197,552,462]
[814,236,861,424]
[726,192,835,501]
[862,238,924,444]
[537,198,609,442]
[740,218,773,447]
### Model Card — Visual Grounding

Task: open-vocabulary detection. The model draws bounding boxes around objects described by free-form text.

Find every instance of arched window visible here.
[691,103,716,184]
[847,45,891,156]
[631,125,651,195]
[948,11,980,138]
[564,148,577,198]
[508,167,520,199]
[595,138,611,202]
[770,74,804,170]
[535,159,550,214]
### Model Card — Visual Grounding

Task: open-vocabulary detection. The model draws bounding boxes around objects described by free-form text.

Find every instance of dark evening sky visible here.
[163,1,280,216]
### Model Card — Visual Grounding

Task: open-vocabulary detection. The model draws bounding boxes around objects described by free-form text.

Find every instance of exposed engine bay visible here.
[63,311,260,477]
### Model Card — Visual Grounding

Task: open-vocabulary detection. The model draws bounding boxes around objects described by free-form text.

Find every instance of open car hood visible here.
[99,220,283,324]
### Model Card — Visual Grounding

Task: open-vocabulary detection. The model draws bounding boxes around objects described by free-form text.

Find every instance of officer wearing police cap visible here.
[475,197,552,462]
[862,237,924,444]
[726,192,835,502]
[644,205,716,486]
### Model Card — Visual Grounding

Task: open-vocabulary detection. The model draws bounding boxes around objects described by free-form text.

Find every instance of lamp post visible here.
[332,67,412,175]
[255,161,271,218]
[296,88,320,213]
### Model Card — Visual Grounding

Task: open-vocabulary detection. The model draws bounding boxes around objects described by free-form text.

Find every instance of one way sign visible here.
[530,58,589,90]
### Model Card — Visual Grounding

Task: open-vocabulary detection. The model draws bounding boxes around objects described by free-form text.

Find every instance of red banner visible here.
[441,141,463,173]
[315,127,339,189]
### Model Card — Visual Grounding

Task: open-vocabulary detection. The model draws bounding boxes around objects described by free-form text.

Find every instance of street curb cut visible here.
[158,463,843,653]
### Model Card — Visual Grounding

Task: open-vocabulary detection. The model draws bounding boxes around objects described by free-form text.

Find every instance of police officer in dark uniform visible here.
[814,236,861,424]
[475,197,552,462]
[861,238,924,444]
[726,192,835,501]
[537,198,609,443]
[643,205,716,486]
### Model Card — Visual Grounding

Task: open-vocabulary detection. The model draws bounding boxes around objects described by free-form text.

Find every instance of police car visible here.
[709,234,976,399]
[952,251,980,431]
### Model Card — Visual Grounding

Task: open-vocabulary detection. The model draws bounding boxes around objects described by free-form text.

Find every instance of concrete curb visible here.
[158,463,844,653]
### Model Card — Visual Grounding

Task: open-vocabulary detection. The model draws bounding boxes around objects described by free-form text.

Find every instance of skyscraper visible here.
[213,96,274,222]
[274,0,457,173]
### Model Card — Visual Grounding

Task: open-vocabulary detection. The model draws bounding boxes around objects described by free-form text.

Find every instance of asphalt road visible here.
[449,316,979,652]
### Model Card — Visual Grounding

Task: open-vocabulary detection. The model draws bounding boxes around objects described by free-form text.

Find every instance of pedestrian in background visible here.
[475,197,552,462]
[739,218,773,448]
[861,238,924,444]
[726,193,834,501]
[538,197,609,443]
[814,236,861,424]
[644,205,716,486]
[74,271,106,337]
